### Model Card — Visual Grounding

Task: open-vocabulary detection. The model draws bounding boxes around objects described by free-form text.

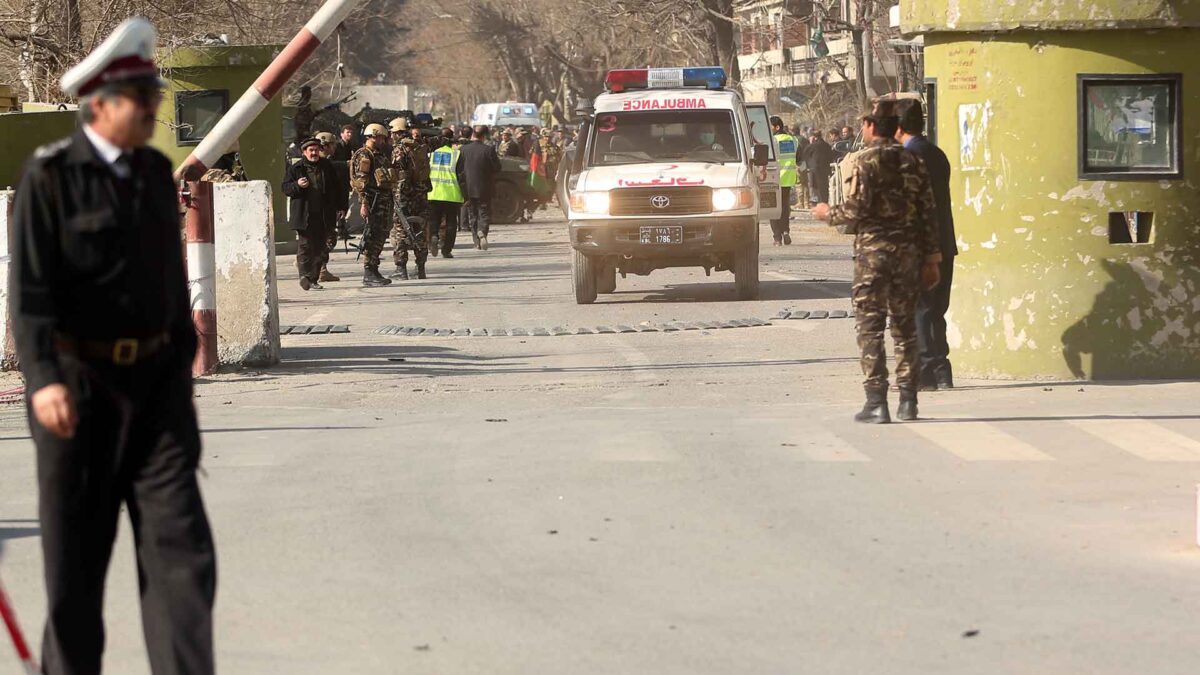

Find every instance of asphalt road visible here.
[1,213,1198,674]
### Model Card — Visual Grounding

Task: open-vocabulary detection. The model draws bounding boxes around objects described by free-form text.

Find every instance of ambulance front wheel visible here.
[734,238,760,301]
[573,249,598,304]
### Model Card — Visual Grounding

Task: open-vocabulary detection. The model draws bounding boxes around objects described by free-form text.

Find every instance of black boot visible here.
[363,267,392,287]
[390,264,409,280]
[416,253,428,279]
[854,388,891,424]
[897,389,918,421]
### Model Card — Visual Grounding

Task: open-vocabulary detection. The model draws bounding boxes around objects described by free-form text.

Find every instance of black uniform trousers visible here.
[34,351,216,675]
[428,201,460,255]
[465,198,491,242]
[296,222,331,284]
[915,255,955,384]
[770,187,792,240]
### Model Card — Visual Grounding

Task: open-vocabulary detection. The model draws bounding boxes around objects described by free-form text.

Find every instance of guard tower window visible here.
[175,89,229,146]
[1078,74,1182,181]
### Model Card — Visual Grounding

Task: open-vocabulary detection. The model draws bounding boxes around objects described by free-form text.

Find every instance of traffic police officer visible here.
[350,123,395,286]
[426,131,465,257]
[770,116,798,246]
[11,18,216,674]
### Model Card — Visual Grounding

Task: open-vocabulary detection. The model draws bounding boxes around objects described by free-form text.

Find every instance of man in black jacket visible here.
[896,99,957,390]
[11,18,216,674]
[284,138,344,290]
[457,125,502,250]
[802,130,835,204]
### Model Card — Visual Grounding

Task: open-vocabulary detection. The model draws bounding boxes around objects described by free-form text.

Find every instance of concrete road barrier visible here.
[212,180,280,367]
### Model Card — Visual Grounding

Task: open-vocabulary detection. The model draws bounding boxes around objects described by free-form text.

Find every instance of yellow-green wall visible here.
[925,29,1200,379]
[904,0,1200,32]
[158,46,285,239]
[0,111,76,190]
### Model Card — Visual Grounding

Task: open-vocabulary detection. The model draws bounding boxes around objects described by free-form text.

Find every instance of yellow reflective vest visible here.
[774,133,798,188]
[427,145,464,203]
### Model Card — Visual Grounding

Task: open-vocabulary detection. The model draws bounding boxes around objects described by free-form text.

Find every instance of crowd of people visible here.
[284,118,579,289]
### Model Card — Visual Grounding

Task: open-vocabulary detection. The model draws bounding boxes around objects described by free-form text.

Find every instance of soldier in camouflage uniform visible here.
[813,101,942,424]
[350,123,395,287]
[387,118,431,279]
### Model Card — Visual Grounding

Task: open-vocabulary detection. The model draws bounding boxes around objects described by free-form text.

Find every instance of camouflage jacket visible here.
[391,140,430,203]
[829,138,940,261]
[350,144,394,199]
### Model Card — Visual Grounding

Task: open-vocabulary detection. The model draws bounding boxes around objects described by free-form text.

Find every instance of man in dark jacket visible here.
[896,99,957,389]
[283,138,344,290]
[802,131,835,204]
[457,125,502,250]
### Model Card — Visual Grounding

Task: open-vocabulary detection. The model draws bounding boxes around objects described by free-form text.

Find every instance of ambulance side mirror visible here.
[752,144,769,167]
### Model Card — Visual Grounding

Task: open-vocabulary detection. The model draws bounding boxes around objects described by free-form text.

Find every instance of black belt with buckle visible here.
[55,333,170,366]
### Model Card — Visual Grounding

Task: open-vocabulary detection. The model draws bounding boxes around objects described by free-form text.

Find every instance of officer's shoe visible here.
[443,251,454,259]
[299,276,312,291]
[854,390,891,424]
[310,281,324,290]
[896,390,918,421]
[782,232,792,245]
[318,267,340,283]
[417,263,427,280]
[479,235,489,251]
[390,265,409,280]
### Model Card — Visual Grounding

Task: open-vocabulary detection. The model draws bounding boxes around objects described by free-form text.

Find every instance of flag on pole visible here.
[528,150,551,195]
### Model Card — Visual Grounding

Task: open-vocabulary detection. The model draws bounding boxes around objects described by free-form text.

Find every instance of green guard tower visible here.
[902,1,1200,380]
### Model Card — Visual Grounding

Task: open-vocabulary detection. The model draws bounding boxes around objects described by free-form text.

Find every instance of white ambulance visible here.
[566,67,771,304]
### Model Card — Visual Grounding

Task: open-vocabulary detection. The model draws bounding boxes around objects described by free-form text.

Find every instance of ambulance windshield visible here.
[589,110,740,166]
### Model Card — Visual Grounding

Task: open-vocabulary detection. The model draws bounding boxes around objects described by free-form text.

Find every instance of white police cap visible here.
[60,17,166,98]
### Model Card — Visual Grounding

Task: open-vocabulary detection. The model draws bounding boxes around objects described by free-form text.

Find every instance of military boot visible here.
[318,266,340,283]
[897,388,919,422]
[390,264,409,280]
[416,252,428,279]
[854,388,891,424]
[363,266,392,287]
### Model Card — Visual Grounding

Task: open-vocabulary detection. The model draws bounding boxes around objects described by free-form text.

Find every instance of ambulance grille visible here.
[609,186,713,216]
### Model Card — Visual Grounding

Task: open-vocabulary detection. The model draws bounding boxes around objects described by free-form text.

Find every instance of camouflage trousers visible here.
[852,245,922,393]
[361,194,392,268]
[390,196,429,266]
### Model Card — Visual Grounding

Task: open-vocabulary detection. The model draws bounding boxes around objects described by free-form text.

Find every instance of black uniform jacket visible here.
[456,141,502,201]
[904,135,958,258]
[10,131,196,393]
[282,158,344,232]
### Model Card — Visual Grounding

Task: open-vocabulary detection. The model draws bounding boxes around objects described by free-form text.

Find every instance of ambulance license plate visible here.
[640,226,683,245]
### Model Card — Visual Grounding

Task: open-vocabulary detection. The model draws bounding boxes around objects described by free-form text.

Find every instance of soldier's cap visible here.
[300,138,323,150]
[864,100,899,123]
[315,131,336,145]
[364,123,389,138]
[60,17,166,98]
[389,117,409,132]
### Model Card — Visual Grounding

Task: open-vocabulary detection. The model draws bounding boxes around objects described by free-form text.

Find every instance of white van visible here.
[566,67,770,303]
[471,102,541,129]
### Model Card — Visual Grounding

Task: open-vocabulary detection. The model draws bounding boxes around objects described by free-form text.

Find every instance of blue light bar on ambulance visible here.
[605,67,727,93]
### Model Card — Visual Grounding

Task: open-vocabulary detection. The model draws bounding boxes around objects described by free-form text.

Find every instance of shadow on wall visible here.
[1062,257,1200,380]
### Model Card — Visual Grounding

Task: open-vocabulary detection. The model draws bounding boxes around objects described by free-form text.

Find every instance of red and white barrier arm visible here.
[174,0,360,182]
[0,576,37,675]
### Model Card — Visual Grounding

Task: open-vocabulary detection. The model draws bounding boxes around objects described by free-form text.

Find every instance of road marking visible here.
[795,431,871,462]
[1068,419,1200,462]
[905,422,1054,462]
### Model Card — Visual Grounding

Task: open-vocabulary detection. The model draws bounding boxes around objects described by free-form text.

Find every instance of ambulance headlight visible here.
[712,187,753,212]
[571,191,610,215]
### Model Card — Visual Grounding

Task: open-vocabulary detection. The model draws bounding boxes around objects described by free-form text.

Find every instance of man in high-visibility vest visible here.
[426,129,465,257]
[771,116,798,246]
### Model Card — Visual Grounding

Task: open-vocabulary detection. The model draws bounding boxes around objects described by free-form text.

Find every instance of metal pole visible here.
[174,0,361,182]
[185,181,217,376]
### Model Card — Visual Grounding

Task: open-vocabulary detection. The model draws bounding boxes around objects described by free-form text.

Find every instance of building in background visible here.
[903,0,1200,379]
[735,0,910,125]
